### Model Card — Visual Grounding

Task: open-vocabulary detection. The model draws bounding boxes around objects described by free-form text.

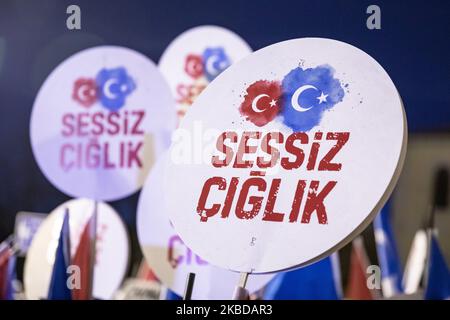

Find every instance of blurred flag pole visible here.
[422,174,450,299]
[423,202,436,289]
[422,208,434,296]
[88,200,97,300]
[423,231,450,299]
[183,272,195,300]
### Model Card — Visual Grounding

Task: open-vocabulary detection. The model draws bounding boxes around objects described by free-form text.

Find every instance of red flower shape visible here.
[239,80,282,127]
[72,78,97,108]
[184,54,203,79]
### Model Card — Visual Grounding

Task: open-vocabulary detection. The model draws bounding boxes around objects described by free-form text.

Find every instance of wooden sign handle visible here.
[232,272,249,300]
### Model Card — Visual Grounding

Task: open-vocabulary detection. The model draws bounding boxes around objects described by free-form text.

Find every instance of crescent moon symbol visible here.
[251,94,270,113]
[79,83,93,99]
[291,84,318,112]
[187,60,197,74]
[205,55,220,76]
[104,78,119,99]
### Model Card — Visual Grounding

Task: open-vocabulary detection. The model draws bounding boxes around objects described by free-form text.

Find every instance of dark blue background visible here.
[0,0,449,268]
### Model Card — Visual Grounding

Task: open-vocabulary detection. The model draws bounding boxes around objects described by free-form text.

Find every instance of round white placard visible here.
[137,152,274,299]
[158,25,252,121]
[24,198,130,299]
[30,46,176,201]
[164,38,407,273]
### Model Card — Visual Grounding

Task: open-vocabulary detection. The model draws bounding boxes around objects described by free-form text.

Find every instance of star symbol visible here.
[269,99,277,107]
[317,92,328,104]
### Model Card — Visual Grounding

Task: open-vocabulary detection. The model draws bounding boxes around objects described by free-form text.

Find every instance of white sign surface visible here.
[137,152,274,299]
[159,25,252,121]
[164,38,407,273]
[30,46,175,201]
[24,198,130,299]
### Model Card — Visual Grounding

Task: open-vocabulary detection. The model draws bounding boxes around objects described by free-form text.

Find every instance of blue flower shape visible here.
[96,67,136,111]
[202,47,231,82]
[280,65,345,132]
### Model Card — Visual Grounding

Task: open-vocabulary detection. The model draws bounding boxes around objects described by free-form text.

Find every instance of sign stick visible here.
[232,272,249,300]
[88,200,98,300]
[183,272,196,300]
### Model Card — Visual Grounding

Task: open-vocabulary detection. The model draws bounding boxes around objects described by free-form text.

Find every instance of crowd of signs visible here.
[2,24,447,300]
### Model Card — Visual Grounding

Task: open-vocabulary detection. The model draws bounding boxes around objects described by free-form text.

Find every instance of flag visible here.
[47,209,72,300]
[136,260,159,282]
[424,234,450,300]
[166,288,182,300]
[373,204,403,297]
[71,205,97,300]
[0,237,17,300]
[0,247,12,299]
[5,253,16,300]
[264,253,342,300]
[346,237,379,300]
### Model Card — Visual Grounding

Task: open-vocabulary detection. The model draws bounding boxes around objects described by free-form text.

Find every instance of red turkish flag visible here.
[136,260,159,282]
[0,248,11,299]
[239,80,282,127]
[72,78,97,108]
[71,210,97,300]
[184,54,204,79]
[345,237,378,300]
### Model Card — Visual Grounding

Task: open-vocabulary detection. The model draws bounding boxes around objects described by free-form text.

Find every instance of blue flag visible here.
[165,288,182,300]
[373,203,403,297]
[264,253,342,300]
[5,253,16,300]
[424,234,450,300]
[47,210,72,300]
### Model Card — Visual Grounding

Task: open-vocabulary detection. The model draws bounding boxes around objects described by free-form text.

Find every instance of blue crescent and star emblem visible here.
[280,65,345,131]
[96,67,136,111]
[202,47,231,82]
